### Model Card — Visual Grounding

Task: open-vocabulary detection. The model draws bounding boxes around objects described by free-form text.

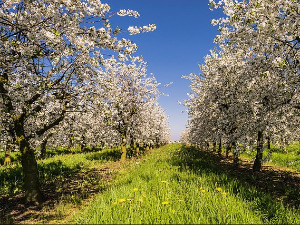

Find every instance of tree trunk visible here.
[218,138,222,156]
[80,135,86,151]
[40,133,53,159]
[40,139,47,159]
[226,143,232,158]
[100,141,105,150]
[67,136,73,150]
[15,118,43,204]
[120,135,127,162]
[212,141,216,152]
[128,138,134,158]
[91,144,96,151]
[21,144,43,203]
[155,137,159,148]
[232,142,239,164]
[4,145,11,166]
[267,136,271,149]
[135,143,140,156]
[253,130,264,172]
[206,142,209,151]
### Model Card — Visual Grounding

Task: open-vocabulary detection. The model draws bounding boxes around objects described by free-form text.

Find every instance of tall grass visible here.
[74,144,300,224]
[240,142,300,172]
[0,147,122,196]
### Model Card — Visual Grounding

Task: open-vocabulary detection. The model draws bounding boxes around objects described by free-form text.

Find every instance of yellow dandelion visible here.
[161,180,167,183]
[201,189,206,193]
[112,201,118,205]
[216,187,222,192]
[133,188,139,192]
[118,198,126,203]
[127,198,134,201]
[162,201,169,205]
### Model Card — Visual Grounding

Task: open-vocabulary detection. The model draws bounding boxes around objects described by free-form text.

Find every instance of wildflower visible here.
[118,198,126,203]
[201,189,206,193]
[162,201,169,205]
[161,180,167,183]
[133,188,139,192]
[216,187,222,192]
[112,201,118,205]
[127,198,134,201]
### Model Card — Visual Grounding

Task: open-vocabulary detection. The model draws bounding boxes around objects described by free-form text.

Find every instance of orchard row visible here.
[182,0,300,171]
[0,0,169,203]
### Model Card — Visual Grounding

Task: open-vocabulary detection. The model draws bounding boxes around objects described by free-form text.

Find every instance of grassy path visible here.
[73,144,300,224]
[1,144,299,224]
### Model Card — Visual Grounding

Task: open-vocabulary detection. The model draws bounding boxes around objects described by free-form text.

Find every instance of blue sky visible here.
[107,0,224,141]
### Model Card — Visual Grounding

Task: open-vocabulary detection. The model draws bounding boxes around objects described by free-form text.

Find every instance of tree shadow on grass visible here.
[170,145,300,222]
[85,149,122,162]
[0,165,23,196]
[0,154,122,224]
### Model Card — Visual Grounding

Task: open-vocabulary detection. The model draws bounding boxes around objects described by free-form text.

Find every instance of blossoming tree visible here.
[185,0,299,171]
[0,0,156,203]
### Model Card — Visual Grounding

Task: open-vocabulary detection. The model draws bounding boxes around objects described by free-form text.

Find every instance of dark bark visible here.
[80,135,86,151]
[205,142,209,151]
[226,143,232,158]
[218,138,222,156]
[67,136,73,150]
[0,70,14,113]
[267,136,271,149]
[15,117,43,204]
[40,133,52,159]
[232,142,239,164]
[21,144,43,204]
[127,138,134,159]
[91,144,96,151]
[40,139,47,159]
[155,137,160,148]
[253,130,264,172]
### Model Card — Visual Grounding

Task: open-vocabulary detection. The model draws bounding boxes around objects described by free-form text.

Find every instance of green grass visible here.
[39,145,103,158]
[0,147,122,196]
[240,142,300,172]
[74,144,300,224]
[0,151,20,165]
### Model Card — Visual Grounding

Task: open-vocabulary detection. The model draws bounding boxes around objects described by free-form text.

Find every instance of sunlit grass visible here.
[240,142,300,172]
[74,144,300,224]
